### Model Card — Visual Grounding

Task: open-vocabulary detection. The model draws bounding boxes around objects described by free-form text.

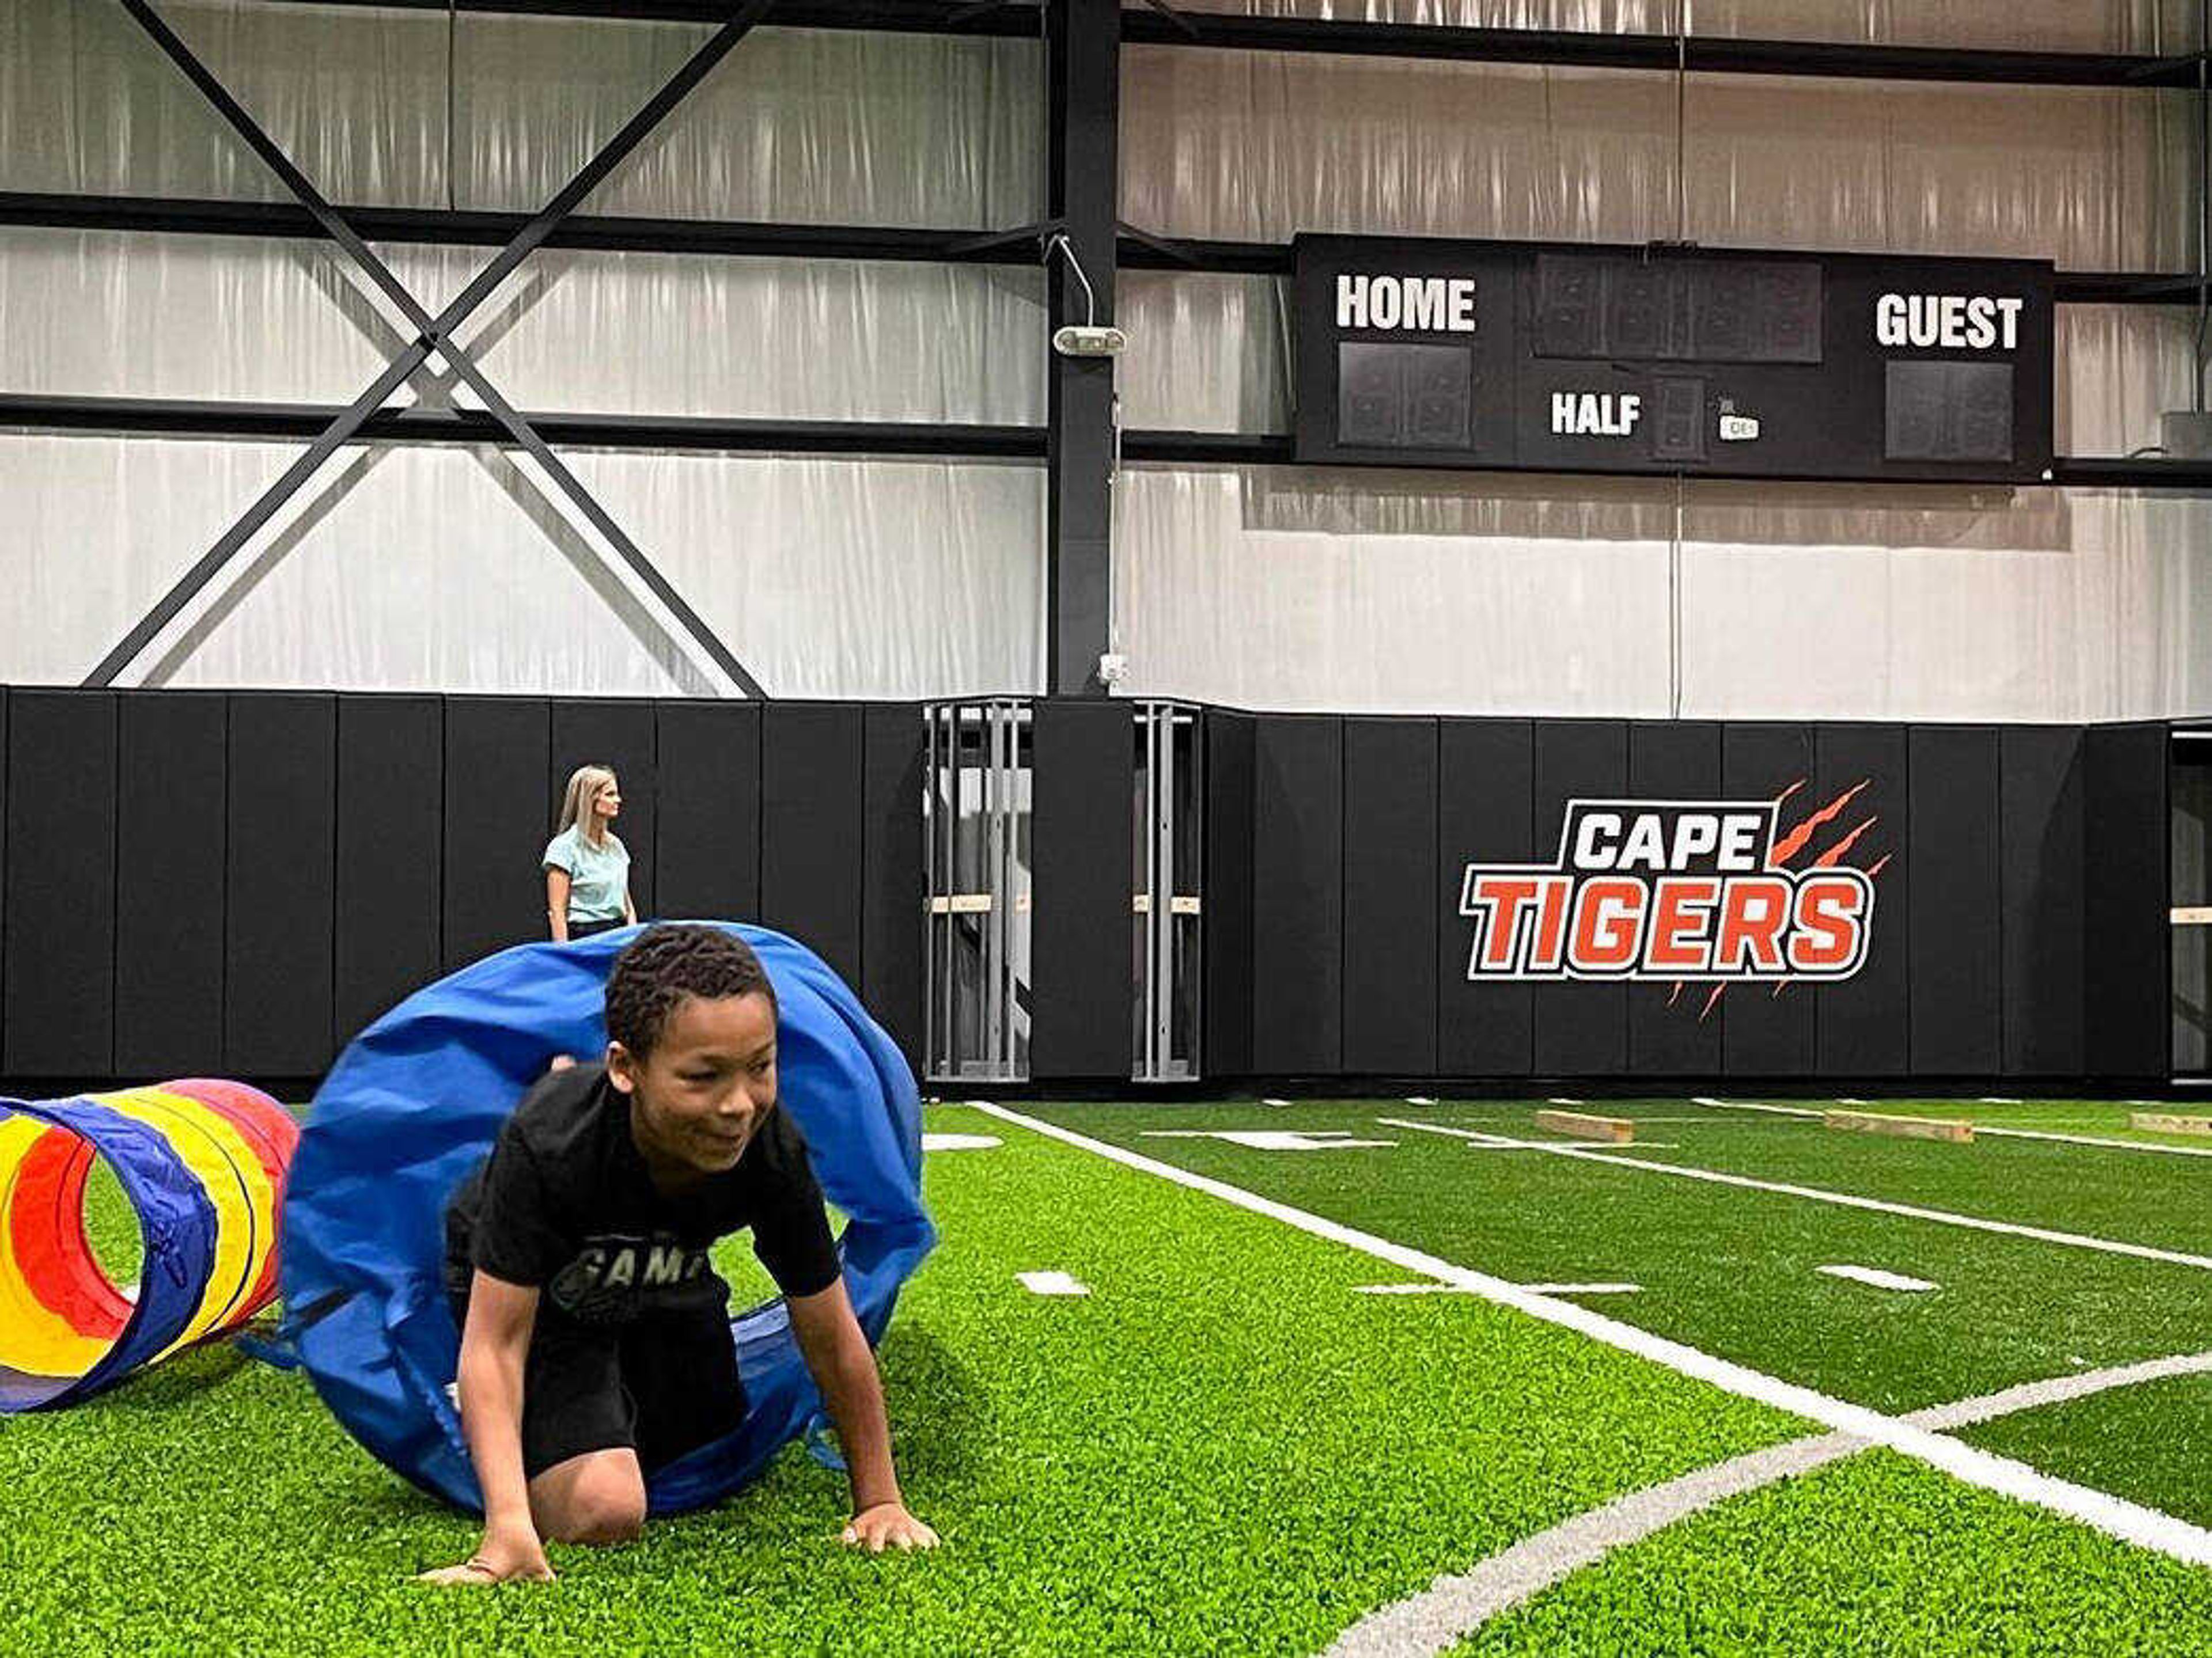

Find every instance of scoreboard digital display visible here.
[1293,235,2055,484]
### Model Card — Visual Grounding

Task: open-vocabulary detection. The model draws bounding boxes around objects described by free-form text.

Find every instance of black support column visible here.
[1045,0,1119,696]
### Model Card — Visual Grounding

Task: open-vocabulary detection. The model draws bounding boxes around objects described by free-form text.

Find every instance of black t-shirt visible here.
[444,1062,841,1326]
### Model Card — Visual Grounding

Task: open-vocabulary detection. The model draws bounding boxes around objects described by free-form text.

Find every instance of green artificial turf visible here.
[0,1106,1802,1656]
[1032,1101,2212,1413]
[1459,1450,2212,1656]
[1959,1368,2212,1532]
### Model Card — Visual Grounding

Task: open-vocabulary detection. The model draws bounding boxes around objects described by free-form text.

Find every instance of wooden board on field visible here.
[1825,1109,1972,1144]
[1533,1109,1635,1144]
[2130,1111,2212,1139]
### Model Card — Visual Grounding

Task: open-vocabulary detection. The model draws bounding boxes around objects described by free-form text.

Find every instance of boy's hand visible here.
[417,1519,556,1585]
[840,1501,939,1553]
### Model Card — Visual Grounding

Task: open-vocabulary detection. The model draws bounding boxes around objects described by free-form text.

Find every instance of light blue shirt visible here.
[543,825,630,923]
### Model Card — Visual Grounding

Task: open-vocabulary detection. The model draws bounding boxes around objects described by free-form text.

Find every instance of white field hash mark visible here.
[1817,1264,1937,1292]
[1017,1271,1090,1297]
[1139,1129,1396,1151]
[1380,1117,2212,1274]
[970,1103,2212,1574]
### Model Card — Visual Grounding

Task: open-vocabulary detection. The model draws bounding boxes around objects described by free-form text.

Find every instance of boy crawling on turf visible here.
[421,923,937,1584]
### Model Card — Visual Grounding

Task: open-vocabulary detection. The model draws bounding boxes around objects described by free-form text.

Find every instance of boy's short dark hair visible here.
[606,924,777,1057]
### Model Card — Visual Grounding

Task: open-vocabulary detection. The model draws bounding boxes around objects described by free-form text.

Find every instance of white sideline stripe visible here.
[1327,1349,2212,1657]
[1380,1118,2212,1276]
[1355,1282,1641,1297]
[1690,1097,2212,1161]
[1546,1097,1585,1106]
[972,1103,2212,1573]
[1405,1095,1438,1105]
[1817,1263,1937,1292]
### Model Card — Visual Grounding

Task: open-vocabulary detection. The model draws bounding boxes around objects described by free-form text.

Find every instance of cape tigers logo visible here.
[1459,800,1873,982]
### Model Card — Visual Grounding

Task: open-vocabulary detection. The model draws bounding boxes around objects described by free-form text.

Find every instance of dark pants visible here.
[569,917,627,941]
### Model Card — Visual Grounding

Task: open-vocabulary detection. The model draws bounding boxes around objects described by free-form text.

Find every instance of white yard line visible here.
[972,1103,2212,1574]
[1356,1281,1641,1297]
[1327,1348,2212,1657]
[1381,1118,2212,1275]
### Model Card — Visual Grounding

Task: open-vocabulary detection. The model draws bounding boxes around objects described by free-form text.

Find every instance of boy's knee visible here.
[548,1466,647,1546]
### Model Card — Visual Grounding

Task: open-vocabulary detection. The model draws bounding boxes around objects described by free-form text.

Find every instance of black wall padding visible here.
[1627,721,1724,1077]
[1030,700,1135,1080]
[1908,724,2003,1075]
[1813,723,1910,1076]
[335,696,442,1047]
[550,700,657,918]
[1202,711,1256,1078]
[4,692,115,1077]
[862,705,926,1073]
[226,695,336,1077]
[1251,716,1344,1076]
[1343,718,1438,1075]
[2085,722,2169,1080]
[1722,723,1816,1077]
[760,704,864,987]
[443,697,550,970]
[1999,726,2086,1077]
[654,701,762,925]
[116,693,226,1076]
[1437,719,1535,1078]
[1532,720,1627,1076]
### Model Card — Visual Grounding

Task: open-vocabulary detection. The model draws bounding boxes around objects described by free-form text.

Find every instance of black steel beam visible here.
[0,393,1046,457]
[5,194,2198,306]
[1044,0,1119,697]
[240,0,2187,84]
[1119,11,2194,88]
[13,395,2210,484]
[258,0,1038,32]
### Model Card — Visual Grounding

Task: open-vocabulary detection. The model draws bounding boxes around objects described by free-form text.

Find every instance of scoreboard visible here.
[1292,234,2054,484]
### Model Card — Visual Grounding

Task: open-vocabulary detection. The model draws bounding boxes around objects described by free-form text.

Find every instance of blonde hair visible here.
[555,764,619,847]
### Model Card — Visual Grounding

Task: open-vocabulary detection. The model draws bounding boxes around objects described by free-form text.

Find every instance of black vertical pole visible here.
[1046,0,1120,697]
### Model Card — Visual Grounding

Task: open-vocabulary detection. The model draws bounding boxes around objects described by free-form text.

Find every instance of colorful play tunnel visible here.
[0,1080,297,1411]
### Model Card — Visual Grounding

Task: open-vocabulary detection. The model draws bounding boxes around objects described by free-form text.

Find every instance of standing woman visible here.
[544,764,637,943]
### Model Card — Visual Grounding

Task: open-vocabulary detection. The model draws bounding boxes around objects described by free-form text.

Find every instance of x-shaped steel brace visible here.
[88,0,777,696]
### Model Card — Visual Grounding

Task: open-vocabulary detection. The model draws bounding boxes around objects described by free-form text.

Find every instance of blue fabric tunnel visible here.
[279,923,934,1515]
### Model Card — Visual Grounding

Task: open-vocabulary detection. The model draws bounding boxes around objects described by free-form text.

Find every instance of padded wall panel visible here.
[3,692,115,1077]
[116,692,226,1076]
[1999,726,2086,1077]
[1722,723,1817,1077]
[760,704,865,987]
[1030,700,1135,1080]
[1908,725,2003,1076]
[1437,719,1535,1079]
[225,694,336,1076]
[1251,716,1344,1076]
[1343,717,1438,1075]
[1532,720,1627,1077]
[335,695,442,1046]
[655,700,762,925]
[1626,721,1725,1076]
[444,697,550,970]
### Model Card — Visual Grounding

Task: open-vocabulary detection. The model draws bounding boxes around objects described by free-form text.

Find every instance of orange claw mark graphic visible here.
[1771,780,1868,867]
[1864,851,1892,879]
[1815,815,1880,868]
[1699,983,1728,1021]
